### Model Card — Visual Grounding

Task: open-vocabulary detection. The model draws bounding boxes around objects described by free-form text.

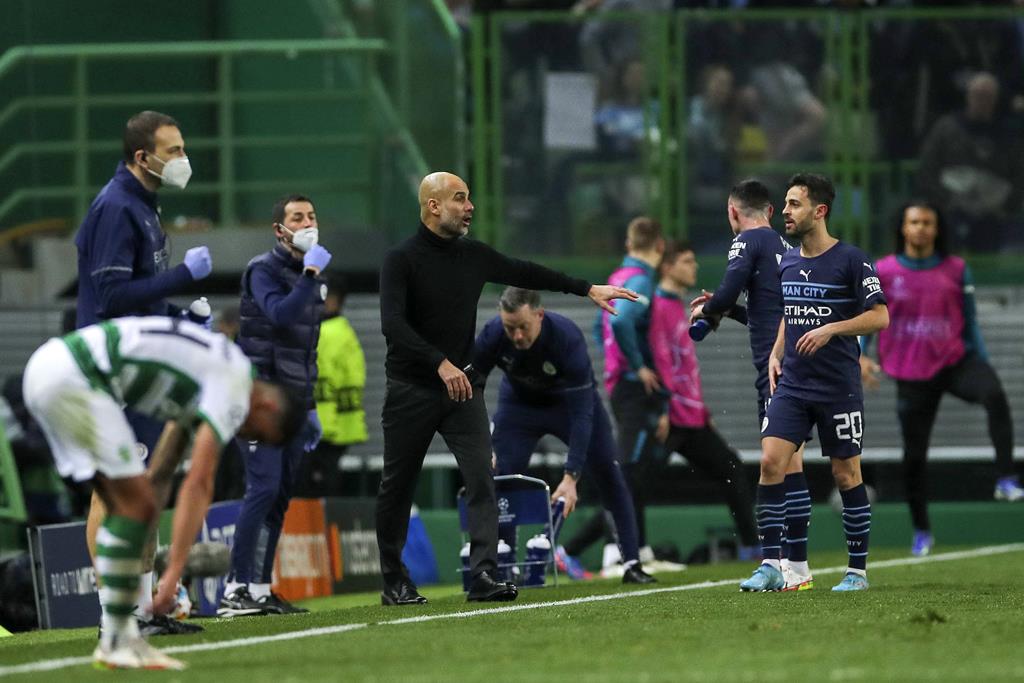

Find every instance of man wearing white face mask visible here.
[220,194,331,616]
[74,109,213,637]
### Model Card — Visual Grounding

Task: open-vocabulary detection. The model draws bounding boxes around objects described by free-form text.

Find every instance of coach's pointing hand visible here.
[438,358,472,402]
[587,284,638,315]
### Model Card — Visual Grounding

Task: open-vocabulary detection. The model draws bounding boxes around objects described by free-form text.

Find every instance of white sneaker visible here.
[643,559,687,573]
[994,477,1024,502]
[601,543,622,568]
[781,563,814,591]
[93,637,187,671]
[638,545,656,564]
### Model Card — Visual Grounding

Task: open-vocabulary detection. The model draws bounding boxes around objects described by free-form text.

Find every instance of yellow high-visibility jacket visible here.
[315,315,367,445]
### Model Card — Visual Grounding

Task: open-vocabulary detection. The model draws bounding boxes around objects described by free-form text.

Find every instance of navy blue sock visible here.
[784,472,812,563]
[840,484,871,572]
[756,483,786,564]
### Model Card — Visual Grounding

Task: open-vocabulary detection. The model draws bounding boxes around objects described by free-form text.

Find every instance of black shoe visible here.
[622,562,657,585]
[138,614,205,635]
[218,587,266,617]
[381,580,428,606]
[257,591,310,615]
[466,571,518,602]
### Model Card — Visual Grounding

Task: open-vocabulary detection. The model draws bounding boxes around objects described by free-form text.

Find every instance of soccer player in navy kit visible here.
[690,179,814,589]
[473,288,656,584]
[739,173,888,592]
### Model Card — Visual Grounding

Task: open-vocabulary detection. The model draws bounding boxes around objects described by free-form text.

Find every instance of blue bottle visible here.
[688,318,712,342]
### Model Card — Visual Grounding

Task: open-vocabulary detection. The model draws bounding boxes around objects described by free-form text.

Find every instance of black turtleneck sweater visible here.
[380,223,592,387]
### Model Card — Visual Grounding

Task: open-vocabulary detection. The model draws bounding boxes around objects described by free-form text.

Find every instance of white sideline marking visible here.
[2,543,1022,677]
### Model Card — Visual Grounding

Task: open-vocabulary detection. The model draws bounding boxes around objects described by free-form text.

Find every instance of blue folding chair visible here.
[456,474,559,588]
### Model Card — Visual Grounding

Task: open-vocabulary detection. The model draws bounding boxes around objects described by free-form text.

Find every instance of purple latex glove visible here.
[303,409,322,453]
[302,245,331,273]
[183,246,212,280]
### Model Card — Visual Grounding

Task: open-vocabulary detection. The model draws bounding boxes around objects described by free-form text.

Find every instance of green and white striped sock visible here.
[96,515,147,648]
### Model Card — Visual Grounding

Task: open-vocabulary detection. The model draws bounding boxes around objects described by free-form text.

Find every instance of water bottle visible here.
[497,538,514,583]
[187,297,212,328]
[523,534,551,587]
[688,318,712,342]
[459,542,471,592]
[548,497,566,543]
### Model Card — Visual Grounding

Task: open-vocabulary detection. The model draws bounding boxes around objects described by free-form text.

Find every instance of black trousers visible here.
[610,378,665,547]
[896,352,1015,531]
[661,425,759,547]
[376,378,496,584]
[563,378,664,553]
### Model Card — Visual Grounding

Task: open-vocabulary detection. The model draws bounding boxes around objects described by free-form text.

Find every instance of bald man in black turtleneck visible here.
[376,171,635,605]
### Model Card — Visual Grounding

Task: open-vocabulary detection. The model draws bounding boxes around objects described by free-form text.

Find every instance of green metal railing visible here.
[0,38,395,231]
[0,421,26,523]
[469,6,1024,258]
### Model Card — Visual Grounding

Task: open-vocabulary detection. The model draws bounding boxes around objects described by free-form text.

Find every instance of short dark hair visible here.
[123,110,179,164]
[660,239,694,271]
[272,194,315,225]
[787,173,835,219]
[626,216,663,251]
[894,199,949,256]
[499,287,541,313]
[729,179,773,215]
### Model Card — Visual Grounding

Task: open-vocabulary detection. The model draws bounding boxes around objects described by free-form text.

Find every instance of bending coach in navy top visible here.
[473,287,655,585]
[739,173,888,594]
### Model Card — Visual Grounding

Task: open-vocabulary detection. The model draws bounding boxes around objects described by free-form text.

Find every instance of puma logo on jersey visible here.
[799,269,812,281]
[863,262,873,271]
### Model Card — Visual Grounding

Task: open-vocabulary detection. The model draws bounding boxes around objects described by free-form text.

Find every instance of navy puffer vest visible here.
[238,245,325,409]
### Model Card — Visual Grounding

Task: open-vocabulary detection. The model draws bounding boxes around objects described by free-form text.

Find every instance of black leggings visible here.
[897,353,1014,531]
[563,380,759,553]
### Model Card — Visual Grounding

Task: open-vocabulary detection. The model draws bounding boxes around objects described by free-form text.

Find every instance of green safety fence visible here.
[468,6,1024,264]
[0,420,27,523]
[0,36,443,242]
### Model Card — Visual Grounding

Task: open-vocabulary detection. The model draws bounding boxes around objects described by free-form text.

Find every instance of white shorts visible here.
[22,338,144,482]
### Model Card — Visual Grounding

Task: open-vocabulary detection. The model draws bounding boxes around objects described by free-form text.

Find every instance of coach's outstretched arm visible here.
[587,284,638,314]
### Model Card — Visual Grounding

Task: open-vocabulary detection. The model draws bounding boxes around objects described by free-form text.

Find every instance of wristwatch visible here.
[564,469,581,482]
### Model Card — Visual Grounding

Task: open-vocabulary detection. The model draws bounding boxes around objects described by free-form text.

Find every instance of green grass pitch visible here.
[1,544,1022,681]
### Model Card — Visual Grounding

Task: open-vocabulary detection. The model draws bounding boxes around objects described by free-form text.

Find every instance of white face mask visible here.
[281,225,319,253]
[146,153,192,189]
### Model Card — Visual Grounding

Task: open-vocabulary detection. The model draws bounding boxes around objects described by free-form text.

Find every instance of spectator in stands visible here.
[594,56,660,160]
[299,273,368,498]
[860,199,1023,557]
[737,62,826,163]
[577,0,672,81]
[915,72,1024,252]
[219,194,331,618]
[687,64,739,215]
[75,110,212,637]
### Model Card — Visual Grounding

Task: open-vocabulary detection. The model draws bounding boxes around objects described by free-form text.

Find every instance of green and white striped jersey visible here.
[61,316,253,444]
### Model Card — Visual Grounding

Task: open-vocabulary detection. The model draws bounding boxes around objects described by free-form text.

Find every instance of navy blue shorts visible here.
[761,392,864,459]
